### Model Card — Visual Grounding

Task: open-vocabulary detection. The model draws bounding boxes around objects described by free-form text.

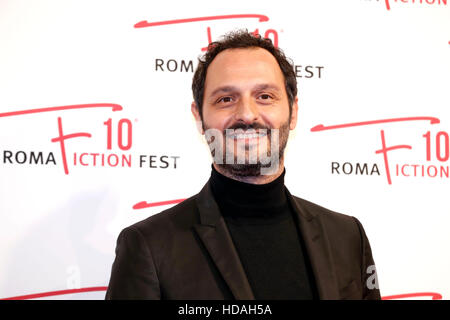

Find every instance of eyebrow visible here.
[208,83,282,98]
[209,86,238,98]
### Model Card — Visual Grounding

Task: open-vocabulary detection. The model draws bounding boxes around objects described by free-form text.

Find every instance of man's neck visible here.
[213,161,285,185]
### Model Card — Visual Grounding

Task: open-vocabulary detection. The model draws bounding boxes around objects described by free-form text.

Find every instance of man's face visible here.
[191,47,298,177]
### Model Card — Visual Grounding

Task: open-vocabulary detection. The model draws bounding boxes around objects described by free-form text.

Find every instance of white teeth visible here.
[229,132,267,139]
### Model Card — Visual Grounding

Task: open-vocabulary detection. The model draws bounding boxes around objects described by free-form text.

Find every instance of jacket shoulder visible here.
[292,195,355,223]
[290,195,363,244]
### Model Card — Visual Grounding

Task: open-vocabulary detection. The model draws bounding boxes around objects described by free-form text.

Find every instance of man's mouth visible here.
[226,131,268,140]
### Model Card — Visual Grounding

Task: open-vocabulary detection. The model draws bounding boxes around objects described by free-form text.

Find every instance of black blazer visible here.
[106,179,381,300]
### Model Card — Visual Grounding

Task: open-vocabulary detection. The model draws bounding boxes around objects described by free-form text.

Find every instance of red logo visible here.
[311,116,449,185]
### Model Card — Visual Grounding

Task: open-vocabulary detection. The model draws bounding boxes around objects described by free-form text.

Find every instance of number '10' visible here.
[104,118,132,150]
[423,131,449,161]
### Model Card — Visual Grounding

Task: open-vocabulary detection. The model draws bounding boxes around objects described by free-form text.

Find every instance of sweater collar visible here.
[209,164,287,217]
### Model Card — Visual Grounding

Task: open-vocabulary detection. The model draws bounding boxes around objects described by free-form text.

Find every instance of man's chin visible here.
[216,163,265,177]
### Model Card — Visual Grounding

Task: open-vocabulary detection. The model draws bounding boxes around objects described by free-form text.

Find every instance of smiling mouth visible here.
[226,131,268,140]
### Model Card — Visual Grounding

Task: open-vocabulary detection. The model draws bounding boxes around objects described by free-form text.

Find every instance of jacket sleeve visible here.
[353,217,381,300]
[105,226,161,299]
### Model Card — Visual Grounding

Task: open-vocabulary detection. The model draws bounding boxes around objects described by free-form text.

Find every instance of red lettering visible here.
[51,117,91,175]
[79,153,89,166]
[375,130,412,185]
[382,292,442,300]
[385,0,391,10]
[133,199,186,210]
[264,29,278,48]
[311,116,440,132]
[0,103,122,119]
[401,164,409,176]
[134,14,269,28]
[201,27,213,52]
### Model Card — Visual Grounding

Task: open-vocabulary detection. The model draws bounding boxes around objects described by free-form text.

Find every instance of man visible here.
[106,30,381,300]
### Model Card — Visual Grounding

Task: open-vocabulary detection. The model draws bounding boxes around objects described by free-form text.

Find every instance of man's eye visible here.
[258,94,272,100]
[218,97,233,103]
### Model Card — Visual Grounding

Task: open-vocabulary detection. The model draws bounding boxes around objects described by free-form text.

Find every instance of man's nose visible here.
[233,97,259,124]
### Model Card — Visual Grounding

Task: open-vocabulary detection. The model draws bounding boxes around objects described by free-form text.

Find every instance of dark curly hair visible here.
[192,29,297,120]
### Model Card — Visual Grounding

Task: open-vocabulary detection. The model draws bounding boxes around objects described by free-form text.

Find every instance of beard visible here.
[203,119,291,177]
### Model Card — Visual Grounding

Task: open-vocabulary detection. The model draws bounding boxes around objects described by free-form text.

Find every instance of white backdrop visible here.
[0,0,449,300]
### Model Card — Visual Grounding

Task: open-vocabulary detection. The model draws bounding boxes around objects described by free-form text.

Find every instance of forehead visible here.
[204,47,285,94]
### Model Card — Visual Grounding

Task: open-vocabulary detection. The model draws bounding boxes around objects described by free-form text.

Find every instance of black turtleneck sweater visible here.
[209,165,318,300]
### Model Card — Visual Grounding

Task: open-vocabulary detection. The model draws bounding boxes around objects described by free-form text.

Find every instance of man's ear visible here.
[191,102,204,134]
[289,96,299,130]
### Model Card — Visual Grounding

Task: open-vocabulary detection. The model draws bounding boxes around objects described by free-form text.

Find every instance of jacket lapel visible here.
[193,180,255,300]
[285,189,340,299]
